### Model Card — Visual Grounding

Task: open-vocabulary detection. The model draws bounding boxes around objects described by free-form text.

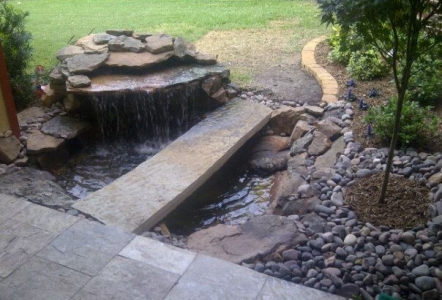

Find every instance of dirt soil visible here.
[195,25,323,105]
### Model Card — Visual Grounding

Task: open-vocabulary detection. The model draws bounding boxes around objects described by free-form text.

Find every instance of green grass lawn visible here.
[11,0,326,71]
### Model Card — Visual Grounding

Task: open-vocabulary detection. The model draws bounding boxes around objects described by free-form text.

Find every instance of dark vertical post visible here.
[0,42,20,137]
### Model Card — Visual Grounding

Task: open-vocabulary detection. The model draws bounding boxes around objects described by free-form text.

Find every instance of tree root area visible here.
[345,173,431,229]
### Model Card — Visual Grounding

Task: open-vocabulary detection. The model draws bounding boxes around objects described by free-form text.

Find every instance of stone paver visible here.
[0,193,31,225]
[0,219,56,278]
[11,203,78,234]
[165,254,268,300]
[119,235,196,275]
[37,219,135,276]
[257,277,344,300]
[71,256,179,300]
[0,256,91,300]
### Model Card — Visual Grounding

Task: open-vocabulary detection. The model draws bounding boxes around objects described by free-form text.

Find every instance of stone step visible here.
[73,98,272,233]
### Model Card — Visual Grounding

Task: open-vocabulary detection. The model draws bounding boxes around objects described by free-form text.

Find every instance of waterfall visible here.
[88,82,210,144]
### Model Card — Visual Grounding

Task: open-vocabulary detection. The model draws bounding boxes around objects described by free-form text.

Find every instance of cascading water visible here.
[57,83,215,199]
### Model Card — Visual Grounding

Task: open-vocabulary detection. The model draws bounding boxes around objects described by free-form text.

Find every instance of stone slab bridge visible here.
[73,98,272,233]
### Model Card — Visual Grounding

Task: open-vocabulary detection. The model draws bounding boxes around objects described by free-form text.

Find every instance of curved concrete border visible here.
[301,36,339,103]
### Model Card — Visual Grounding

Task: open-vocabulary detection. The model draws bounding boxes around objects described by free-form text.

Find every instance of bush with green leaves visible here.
[347,49,390,81]
[327,25,364,64]
[365,97,438,148]
[407,46,442,106]
[0,1,33,110]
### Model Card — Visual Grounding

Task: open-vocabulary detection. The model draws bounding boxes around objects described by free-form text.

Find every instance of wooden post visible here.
[0,42,20,138]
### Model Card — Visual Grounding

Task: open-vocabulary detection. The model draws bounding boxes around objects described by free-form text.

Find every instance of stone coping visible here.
[301,36,338,104]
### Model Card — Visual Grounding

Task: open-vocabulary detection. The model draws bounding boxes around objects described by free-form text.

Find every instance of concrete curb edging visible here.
[301,36,339,103]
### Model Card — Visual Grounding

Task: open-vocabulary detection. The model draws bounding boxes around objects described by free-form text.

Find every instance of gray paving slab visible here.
[119,235,196,275]
[71,256,179,300]
[258,276,345,300]
[165,254,268,300]
[0,256,91,300]
[0,219,56,277]
[37,219,135,276]
[0,193,31,225]
[12,203,78,234]
[73,99,272,233]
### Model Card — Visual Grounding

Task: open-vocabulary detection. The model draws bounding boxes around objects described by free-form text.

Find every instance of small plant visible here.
[0,1,33,110]
[346,78,356,87]
[368,88,380,98]
[347,49,390,81]
[365,97,439,148]
[343,87,357,102]
[358,98,369,110]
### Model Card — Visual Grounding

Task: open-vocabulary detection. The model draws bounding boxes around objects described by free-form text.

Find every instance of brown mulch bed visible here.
[314,41,435,229]
[345,173,431,229]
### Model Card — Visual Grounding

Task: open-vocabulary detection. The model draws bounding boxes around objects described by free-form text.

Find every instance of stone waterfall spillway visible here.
[45,30,272,232]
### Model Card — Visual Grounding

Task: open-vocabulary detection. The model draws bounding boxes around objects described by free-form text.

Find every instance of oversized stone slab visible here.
[40,115,90,139]
[37,219,135,276]
[72,256,179,300]
[165,254,267,300]
[257,277,345,300]
[73,99,272,233]
[0,193,31,226]
[68,64,229,93]
[119,236,196,275]
[0,219,56,277]
[0,256,91,300]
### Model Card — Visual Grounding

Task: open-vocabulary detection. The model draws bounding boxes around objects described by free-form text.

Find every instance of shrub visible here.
[347,49,390,81]
[407,48,442,106]
[327,25,365,64]
[365,97,438,148]
[0,1,33,110]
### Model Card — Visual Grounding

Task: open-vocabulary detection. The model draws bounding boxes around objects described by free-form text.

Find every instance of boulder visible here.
[104,51,173,68]
[316,118,342,141]
[314,137,345,169]
[93,33,116,45]
[290,131,314,156]
[194,52,217,65]
[173,36,196,60]
[56,45,84,62]
[290,120,314,142]
[105,29,134,36]
[0,168,74,208]
[108,36,145,53]
[307,131,332,156]
[0,135,21,164]
[26,131,65,154]
[65,53,109,74]
[76,34,109,54]
[202,76,222,95]
[210,87,228,104]
[145,34,174,54]
[269,106,304,135]
[301,212,330,233]
[17,107,46,128]
[67,75,91,88]
[282,196,320,216]
[304,105,324,117]
[187,215,307,264]
[269,171,306,213]
[41,116,90,140]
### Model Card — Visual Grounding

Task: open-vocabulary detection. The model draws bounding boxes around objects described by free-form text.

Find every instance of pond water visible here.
[57,137,273,235]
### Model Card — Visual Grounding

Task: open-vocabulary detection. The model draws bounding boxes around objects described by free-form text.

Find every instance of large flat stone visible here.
[26,131,65,154]
[0,256,91,300]
[165,254,267,300]
[37,219,135,276]
[73,99,271,233]
[258,277,345,300]
[72,256,179,300]
[68,64,230,93]
[0,219,56,277]
[119,236,196,275]
[40,115,90,139]
[17,107,46,128]
[12,204,78,234]
[104,50,173,68]
[0,136,21,164]
[0,193,31,225]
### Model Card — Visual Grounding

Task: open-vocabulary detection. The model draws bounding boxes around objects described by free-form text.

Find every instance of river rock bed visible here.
[144,90,442,300]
